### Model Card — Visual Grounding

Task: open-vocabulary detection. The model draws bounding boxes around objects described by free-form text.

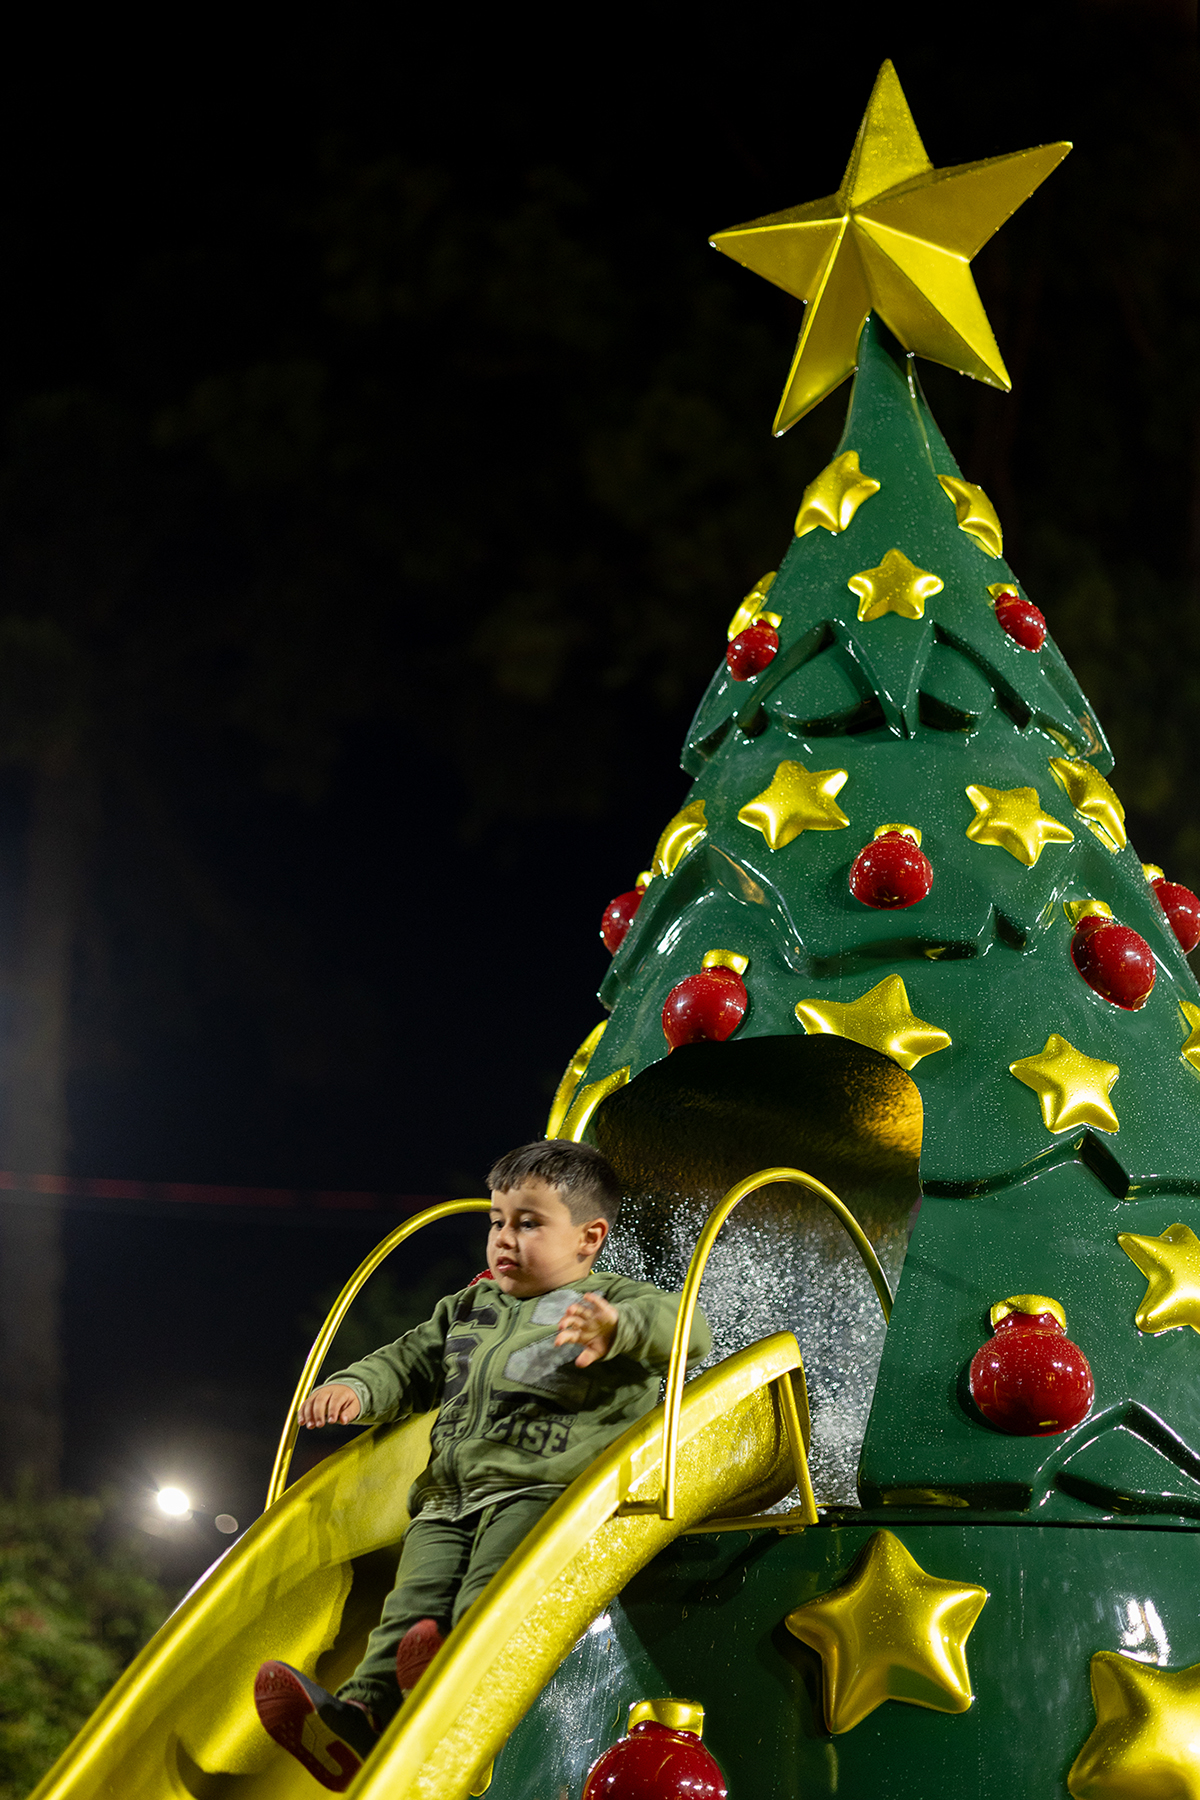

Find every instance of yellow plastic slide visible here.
[30,1332,807,1800]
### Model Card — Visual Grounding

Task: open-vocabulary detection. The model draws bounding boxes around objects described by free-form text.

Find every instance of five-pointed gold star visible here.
[651,799,707,877]
[847,548,943,623]
[1068,1652,1200,1800]
[1117,1223,1200,1335]
[794,451,881,538]
[1048,757,1127,853]
[738,761,849,850]
[1010,1034,1119,1134]
[1181,1002,1200,1075]
[795,974,951,1071]
[710,60,1070,432]
[965,783,1074,867]
[726,571,780,640]
[936,475,1003,558]
[785,1529,987,1735]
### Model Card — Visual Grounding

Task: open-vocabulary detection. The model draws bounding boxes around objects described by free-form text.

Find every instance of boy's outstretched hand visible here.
[300,1383,362,1427]
[555,1292,619,1367]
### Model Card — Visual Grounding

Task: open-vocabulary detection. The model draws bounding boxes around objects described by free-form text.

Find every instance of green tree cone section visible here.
[860,1173,1200,1511]
[589,317,1200,1193]
[483,1524,1195,1800]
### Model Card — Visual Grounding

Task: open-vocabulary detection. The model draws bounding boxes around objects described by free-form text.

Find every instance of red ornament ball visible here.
[1071,914,1156,1010]
[662,966,747,1049]
[1152,878,1200,954]
[583,1721,728,1800]
[969,1306,1094,1436]
[601,887,645,955]
[726,622,779,679]
[994,589,1046,651]
[848,831,932,910]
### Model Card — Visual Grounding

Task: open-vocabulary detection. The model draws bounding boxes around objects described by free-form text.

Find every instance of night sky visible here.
[0,2,1193,1577]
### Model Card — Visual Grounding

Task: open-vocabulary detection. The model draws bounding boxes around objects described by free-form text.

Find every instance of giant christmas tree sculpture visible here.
[505,62,1200,1799]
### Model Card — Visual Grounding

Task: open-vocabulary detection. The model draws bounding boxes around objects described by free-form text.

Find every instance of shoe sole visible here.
[254,1662,364,1793]
[396,1620,445,1692]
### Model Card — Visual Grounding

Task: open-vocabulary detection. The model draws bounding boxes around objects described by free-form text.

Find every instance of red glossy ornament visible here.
[601,887,645,954]
[1071,913,1156,1010]
[583,1720,728,1800]
[848,830,933,910]
[1152,877,1200,954]
[726,622,779,679]
[994,589,1046,651]
[662,966,747,1049]
[969,1304,1094,1436]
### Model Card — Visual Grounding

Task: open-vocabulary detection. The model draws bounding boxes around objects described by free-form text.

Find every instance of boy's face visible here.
[487,1178,608,1298]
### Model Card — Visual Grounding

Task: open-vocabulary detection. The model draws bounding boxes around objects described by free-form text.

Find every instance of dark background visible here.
[0,0,1193,1577]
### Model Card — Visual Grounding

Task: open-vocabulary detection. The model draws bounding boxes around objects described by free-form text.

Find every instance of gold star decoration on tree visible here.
[795,974,951,1071]
[650,800,707,877]
[1180,1002,1200,1075]
[784,1529,987,1735]
[726,571,781,640]
[936,475,1003,558]
[965,783,1074,867]
[709,59,1070,432]
[1068,1652,1200,1800]
[1010,1035,1119,1134]
[1048,757,1127,853]
[737,761,849,850]
[794,451,881,538]
[847,548,943,623]
[1116,1223,1200,1336]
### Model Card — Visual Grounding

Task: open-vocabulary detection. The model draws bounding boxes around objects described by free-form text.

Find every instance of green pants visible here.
[337,1493,553,1724]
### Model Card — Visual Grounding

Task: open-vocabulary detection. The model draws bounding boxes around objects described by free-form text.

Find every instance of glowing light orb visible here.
[156,1487,191,1516]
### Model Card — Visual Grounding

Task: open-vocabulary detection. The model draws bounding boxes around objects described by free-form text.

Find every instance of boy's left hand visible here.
[555,1292,619,1366]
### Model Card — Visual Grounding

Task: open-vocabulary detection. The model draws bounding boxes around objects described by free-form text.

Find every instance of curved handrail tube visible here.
[645,1165,893,1522]
[264,1198,493,1508]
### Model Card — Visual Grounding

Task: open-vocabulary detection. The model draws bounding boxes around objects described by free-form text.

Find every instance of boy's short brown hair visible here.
[487,1139,623,1228]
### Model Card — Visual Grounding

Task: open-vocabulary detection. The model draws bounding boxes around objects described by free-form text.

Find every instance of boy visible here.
[254,1138,711,1791]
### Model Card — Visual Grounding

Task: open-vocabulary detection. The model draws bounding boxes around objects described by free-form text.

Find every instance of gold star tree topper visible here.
[965,783,1074,867]
[1010,1035,1119,1135]
[785,1529,987,1735]
[848,547,944,622]
[738,760,850,850]
[1068,1652,1200,1800]
[795,974,951,1072]
[710,61,1070,432]
[1117,1223,1200,1335]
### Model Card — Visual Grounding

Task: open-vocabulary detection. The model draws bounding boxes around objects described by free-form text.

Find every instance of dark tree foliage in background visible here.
[0,1489,167,1796]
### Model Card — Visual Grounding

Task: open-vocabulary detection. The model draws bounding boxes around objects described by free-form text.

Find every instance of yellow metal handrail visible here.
[264,1198,493,1509]
[620,1165,894,1524]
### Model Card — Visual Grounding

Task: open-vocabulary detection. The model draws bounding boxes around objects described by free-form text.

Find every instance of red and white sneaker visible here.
[395,1618,446,1693]
[254,1661,380,1791]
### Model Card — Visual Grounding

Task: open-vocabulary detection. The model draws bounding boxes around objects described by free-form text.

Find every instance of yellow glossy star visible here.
[1117,1223,1200,1335]
[785,1529,987,1735]
[794,451,881,538]
[710,60,1070,432]
[738,761,849,850]
[726,571,780,640]
[847,548,943,623]
[936,475,1003,558]
[1048,757,1127,853]
[651,799,707,877]
[965,783,1074,867]
[1181,1002,1200,1075]
[1068,1652,1200,1799]
[795,974,951,1071]
[1010,1034,1119,1134]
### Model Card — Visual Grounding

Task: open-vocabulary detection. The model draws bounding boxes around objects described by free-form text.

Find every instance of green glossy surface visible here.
[486,1523,1200,1799]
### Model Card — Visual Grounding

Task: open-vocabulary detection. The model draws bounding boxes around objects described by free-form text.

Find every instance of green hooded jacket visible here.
[329,1270,712,1520]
